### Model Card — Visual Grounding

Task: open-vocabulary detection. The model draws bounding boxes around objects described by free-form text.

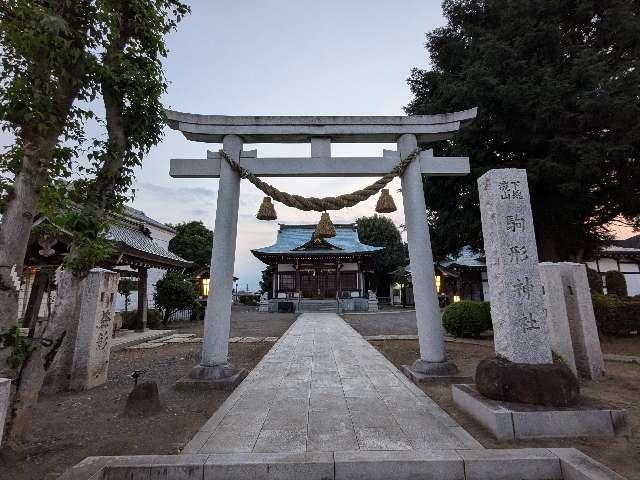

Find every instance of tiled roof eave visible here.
[113,242,192,269]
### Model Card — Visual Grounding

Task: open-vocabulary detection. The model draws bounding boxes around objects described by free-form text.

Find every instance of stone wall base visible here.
[452,384,630,441]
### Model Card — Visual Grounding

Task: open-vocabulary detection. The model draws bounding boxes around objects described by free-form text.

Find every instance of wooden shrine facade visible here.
[252,224,382,300]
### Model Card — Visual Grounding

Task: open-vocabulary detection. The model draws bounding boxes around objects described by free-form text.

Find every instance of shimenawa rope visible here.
[218,148,419,212]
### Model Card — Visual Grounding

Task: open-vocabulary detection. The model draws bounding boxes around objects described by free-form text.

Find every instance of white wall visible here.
[585,257,640,297]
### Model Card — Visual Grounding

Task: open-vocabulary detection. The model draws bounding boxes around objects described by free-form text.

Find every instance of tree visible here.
[153,272,198,323]
[1,0,189,444]
[356,215,406,291]
[168,221,214,272]
[259,266,275,297]
[118,277,137,313]
[405,0,640,262]
[0,0,100,332]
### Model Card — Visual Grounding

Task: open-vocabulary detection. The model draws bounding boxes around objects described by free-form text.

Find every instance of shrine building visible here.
[252,224,382,310]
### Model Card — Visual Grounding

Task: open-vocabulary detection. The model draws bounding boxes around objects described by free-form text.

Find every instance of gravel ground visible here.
[342,310,418,336]
[0,307,296,480]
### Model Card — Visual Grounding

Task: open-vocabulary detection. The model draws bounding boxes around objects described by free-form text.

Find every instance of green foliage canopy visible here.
[168,221,214,272]
[406,0,640,261]
[356,215,405,284]
[153,271,198,321]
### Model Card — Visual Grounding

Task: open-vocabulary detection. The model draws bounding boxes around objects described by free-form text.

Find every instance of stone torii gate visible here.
[167,109,477,385]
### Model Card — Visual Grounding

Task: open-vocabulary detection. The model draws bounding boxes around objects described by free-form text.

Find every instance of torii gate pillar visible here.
[399,134,457,375]
[188,134,245,383]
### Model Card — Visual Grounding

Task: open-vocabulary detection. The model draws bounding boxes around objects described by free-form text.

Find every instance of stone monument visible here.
[540,262,604,380]
[64,269,120,391]
[538,262,579,375]
[475,169,578,406]
[257,292,269,313]
[367,290,379,312]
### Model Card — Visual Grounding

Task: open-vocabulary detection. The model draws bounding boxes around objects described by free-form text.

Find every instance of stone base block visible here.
[476,356,580,407]
[401,359,471,383]
[176,366,247,392]
[452,384,630,441]
[59,448,626,480]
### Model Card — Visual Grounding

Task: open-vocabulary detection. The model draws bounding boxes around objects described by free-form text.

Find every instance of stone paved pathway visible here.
[185,313,482,454]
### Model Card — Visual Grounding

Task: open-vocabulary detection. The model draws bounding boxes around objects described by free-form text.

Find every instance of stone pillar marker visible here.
[66,269,119,391]
[189,134,245,383]
[541,262,604,380]
[400,135,456,374]
[539,263,578,374]
[478,169,552,364]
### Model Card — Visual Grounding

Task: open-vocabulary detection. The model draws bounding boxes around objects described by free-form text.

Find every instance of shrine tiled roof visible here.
[402,246,486,274]
[106,222,191,269]
[252,224,383,259]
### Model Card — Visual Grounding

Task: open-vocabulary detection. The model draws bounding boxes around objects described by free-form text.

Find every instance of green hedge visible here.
[238,295,259,306]
[120,309,162,329]
[586,268,604,294]
[605,270,628,296]
[592,293,640,335]
[442,300,492,338]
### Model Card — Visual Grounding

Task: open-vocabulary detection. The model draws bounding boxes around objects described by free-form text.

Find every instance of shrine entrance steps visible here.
[297,299,339,313]
[60,313,627,480]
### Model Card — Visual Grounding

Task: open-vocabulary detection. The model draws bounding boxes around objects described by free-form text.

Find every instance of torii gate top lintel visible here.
[165,107,477,144]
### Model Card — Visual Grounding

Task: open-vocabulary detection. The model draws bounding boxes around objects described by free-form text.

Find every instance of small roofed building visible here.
[252,224,383,312]
[18,206,191,332]
[585,235,640,296]
[393,247,490,307]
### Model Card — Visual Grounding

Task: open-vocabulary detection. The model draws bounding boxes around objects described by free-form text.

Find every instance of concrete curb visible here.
[58,448,627,479]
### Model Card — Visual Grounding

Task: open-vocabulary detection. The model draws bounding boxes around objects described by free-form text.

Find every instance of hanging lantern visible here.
[315,212,336,238]
[375,188,397,213]
[256,196,277,220]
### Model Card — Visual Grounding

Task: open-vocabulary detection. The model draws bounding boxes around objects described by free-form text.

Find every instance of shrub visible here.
[146,309,162,329]
[592,293,640,335]
[442,301,492,338]
[586,268,603,294]
[120,309,161,329]
[605,270,628,296]
[238,294,259,306]
[154,272,198,323]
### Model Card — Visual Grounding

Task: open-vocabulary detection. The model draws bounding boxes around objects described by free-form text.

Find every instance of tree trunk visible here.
[24,269,49,336]
[5,271,81,445]
[0,150,43,333]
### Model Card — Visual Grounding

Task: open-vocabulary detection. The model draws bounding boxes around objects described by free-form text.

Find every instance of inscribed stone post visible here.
[539,263,578,374]
[560,263,605,379]
[478,169,552,364]
[68,269,119,391]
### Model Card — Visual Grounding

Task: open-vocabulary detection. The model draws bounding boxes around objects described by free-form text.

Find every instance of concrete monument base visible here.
[452,384,630,441]
[176,363,247,391]
[401,359,472,383]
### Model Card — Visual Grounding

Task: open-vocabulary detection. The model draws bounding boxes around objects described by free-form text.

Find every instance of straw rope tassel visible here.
[256,196,277,220]
[375,189,397,213]
[315,212,336,238]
